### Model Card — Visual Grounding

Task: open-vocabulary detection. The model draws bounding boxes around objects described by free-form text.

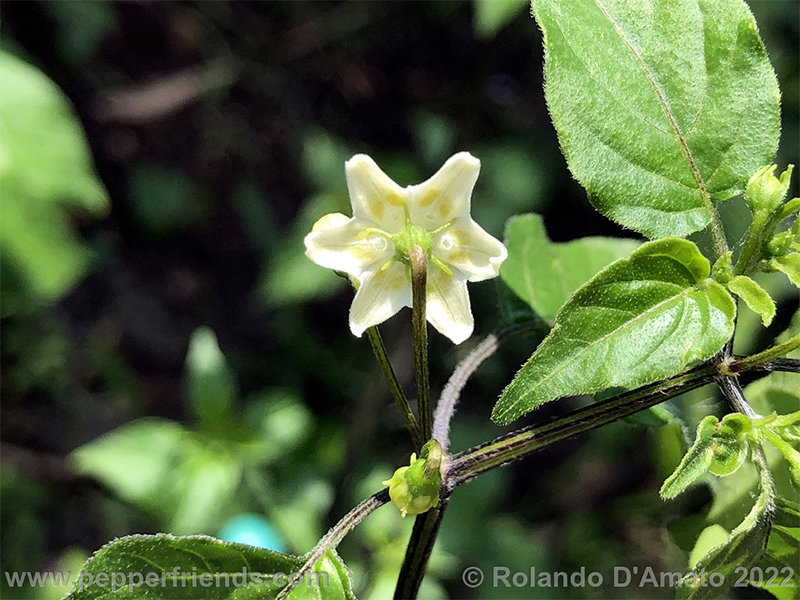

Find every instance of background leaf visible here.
[184,327,238,432]
[65,534,354,600]
[500,213,640,321]
[0,50,108,300]
[493,238,736,424]
[533,0,780,238]
[473,0,529,39]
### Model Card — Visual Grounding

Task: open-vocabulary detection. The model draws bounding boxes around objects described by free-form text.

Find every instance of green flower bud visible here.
[382,440,444,518]
[745,164,794,215]
[711,251,734,284]
[768,231,794,257]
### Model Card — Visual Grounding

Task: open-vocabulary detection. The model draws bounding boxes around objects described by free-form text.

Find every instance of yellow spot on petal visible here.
[417,188,441,208]
[385,190,405,207]
[438,197,454,221]
[370,198,385,221]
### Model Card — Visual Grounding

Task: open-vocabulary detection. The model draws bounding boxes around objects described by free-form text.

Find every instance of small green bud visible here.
[711,251,734,284]
[382,440,444,518]
[717,413,752,439]
[745,164,794,215]
[708,439,748,476]
[768,231,794,257]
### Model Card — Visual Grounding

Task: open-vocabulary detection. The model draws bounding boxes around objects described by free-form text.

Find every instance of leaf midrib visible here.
[501,278,701,418]
[591,0,714,215]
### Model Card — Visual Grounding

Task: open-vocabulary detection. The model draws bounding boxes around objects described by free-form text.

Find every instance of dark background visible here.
[1,2,798,598]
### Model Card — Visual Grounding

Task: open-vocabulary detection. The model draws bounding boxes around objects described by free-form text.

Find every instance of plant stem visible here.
[715,372,758,417]
[409,245,432,441]
[733,210,769,276]
[365,326,423,449]
[707,204,731,260]
[432,323,541,451]
[750,357,800,373]
[448,363,717,487]
[394,496,450,600]
[276,489,390,600]
[727,332,800,374]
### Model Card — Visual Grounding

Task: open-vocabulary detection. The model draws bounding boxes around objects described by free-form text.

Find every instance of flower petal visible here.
[408,152,480,230]
[433,218,508,282]
[349,261,411,336]
[305,214,394,277]
[345,154,407,233]
[425,266,473,344]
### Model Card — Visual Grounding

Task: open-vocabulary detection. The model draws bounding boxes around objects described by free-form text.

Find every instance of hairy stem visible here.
[365,325,423,449]
[735,357,800,374]
[394,496,450,600]
[448,363,717,487]
[727,332,800,374]
[276,489,390,600]
[433,323,540,451]
[409,245,432,441]
[733,211,769,276]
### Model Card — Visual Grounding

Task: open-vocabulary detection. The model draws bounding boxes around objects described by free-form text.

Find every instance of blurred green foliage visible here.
[0,50,108,305]
[0,1,797,599]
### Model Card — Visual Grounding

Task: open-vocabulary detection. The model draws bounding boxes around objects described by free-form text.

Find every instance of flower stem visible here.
[409,245,432,442]
[394,496,450,600]
[365,325,423,449]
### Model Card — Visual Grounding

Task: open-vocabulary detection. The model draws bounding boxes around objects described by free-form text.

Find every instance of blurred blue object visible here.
[218,514,287,553]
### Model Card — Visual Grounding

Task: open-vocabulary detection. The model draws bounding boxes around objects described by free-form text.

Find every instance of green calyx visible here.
[745,164,794,215]
[392,223,433,265]
[382,439,444,518]
[391,220,454,275]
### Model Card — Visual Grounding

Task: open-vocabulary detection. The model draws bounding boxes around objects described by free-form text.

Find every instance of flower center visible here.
[392,223,433,264]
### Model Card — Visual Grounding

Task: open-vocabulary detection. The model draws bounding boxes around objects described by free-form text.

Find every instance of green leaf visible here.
[769,253,800,287]
[660,416,717,499]
[500,214,640,321]
[688,525,729,570]
[493,238,736,424]
[69,419,242,534]
[473,0,528,39]
[0,50,108,300]
[64,534,354,600]
[184,327,237,431]
[682,452,774,599]
[533,0,780,238]
[727,275,776,326]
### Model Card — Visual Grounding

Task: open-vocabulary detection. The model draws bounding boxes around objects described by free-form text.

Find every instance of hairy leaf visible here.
[661,416,717,499]
[681,453,774,600]
[500,214,640,321]
[533,0,780,238]
[65,534,354,600]
[769,253,800,287]
[493,238,736,424]
[727,275,776,326]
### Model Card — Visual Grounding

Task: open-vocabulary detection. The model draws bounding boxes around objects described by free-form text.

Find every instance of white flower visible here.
[304,152,507,344]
